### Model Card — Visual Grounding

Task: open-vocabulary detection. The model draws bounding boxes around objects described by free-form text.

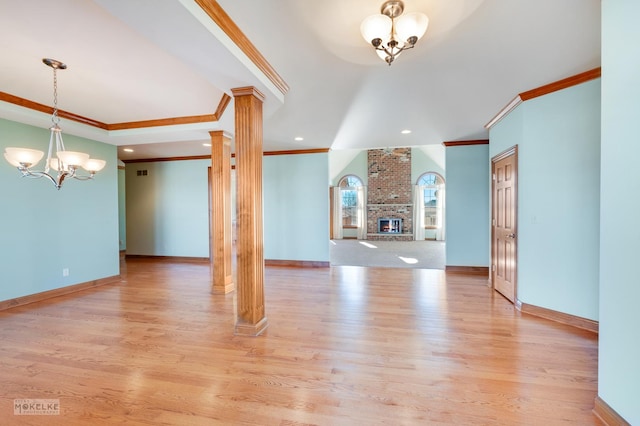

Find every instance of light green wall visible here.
[264,153,330,262]
[445,144,490,267]
[490,79,601,321]
[125,159,210,257]
[118,166,126,251]
[330,146,445,187]
[330,150,368,186]
[599,1,640,423]
[490,106,524,156]
[411,145,445,183]
[124,153,330,262]
[0,118,119,301]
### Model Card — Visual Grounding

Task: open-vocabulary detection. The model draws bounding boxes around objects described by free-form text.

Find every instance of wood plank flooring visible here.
[0,259,601,425]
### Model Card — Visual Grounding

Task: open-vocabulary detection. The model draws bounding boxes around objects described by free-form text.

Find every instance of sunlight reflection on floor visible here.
[358,242,378,249]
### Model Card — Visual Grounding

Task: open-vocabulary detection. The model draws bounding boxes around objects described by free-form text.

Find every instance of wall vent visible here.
[136,170,148,176]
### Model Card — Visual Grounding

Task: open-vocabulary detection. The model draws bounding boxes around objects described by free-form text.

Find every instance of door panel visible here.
[492,147,517,303]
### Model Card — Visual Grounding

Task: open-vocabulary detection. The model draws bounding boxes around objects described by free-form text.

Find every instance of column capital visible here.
[209,130,234,140]
[231,86,265,102]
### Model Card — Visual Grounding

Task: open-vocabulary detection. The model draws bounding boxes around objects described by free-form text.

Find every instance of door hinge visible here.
[492,219,496,226]
[492,264,496,271]
[492,173,496,181]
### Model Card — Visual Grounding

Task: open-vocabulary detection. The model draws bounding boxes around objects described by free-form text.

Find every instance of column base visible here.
[234,317,268,337]
[212,278,235,294]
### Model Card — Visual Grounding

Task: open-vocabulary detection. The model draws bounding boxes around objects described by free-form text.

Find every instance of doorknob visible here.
[506,233,516,239]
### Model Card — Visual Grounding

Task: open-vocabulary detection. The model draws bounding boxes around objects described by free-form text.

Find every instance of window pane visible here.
[425,206,437,226]
[342,189,356,206]
[342,189,357,226]
[418,173,444,229]
[339,175,362,188]
[424,188,436,204]
[418,173,443,186]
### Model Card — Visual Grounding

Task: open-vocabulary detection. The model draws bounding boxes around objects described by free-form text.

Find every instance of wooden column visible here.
[210,130,234,294]
[232,87,268,336]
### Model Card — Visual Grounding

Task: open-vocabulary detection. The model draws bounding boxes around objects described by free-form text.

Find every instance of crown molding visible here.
[519,67,601,101]
[485,67,601,130]
[442,139,489,147]
[122,148,330,163]
[194,0,289,97]
[484,96,523,130]
[0,92,233,132]
[214,93,232,119]
[122,155,211,164]
[263,148,330,156]
[107,114,217,131]
[0,91,108,129]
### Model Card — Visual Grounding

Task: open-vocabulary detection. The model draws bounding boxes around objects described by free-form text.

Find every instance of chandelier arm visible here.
[377,44,397,64]
[19,170,46,179]
[4,58,107,190]
[71,173,96,181]
[65,167,77,181]
[385,42,416,64]
[19,169,60,188]
[373,45,389,55]
[55,172,67,190]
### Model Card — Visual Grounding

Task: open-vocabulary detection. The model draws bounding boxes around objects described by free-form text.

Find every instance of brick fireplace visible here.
[367,148,413,241]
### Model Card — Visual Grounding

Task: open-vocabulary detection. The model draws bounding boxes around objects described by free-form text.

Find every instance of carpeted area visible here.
[330,239,445,269]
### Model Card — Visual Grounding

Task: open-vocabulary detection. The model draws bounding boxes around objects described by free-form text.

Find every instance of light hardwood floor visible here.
[0,259,601,425]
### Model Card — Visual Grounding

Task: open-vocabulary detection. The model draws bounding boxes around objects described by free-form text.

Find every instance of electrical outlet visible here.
[62,268,69,277]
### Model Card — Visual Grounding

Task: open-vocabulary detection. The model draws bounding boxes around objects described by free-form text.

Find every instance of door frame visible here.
[490,145,518,303]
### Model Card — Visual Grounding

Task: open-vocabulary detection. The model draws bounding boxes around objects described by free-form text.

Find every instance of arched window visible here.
[339,175,363,227]
[417,172,445,237]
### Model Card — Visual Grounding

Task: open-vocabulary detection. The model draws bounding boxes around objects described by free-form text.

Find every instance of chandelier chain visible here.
[52,67,60,125]
[3,58,106,190]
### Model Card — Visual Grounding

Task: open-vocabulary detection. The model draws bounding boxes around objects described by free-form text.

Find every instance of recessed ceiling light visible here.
[123,148,134,153]
[401,129,411,134]
[294,137,304,141]
[202,143,211,147]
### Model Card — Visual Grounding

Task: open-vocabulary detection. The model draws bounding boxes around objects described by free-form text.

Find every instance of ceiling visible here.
[0,0,601,161]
